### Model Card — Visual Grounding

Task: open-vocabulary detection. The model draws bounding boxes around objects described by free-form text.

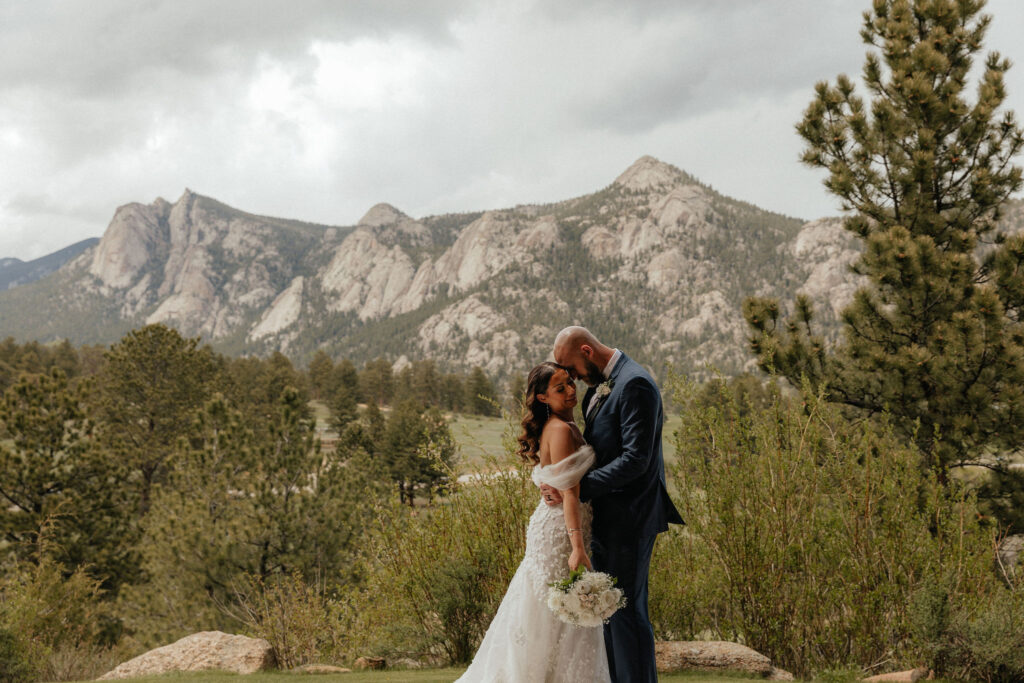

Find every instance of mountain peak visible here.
[614,156,685,192]
[358,203,408,227]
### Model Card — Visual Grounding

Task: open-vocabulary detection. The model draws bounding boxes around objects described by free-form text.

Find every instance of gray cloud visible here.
[0,0,1022,260]
[0,1,474,95]
[564,1,867,133]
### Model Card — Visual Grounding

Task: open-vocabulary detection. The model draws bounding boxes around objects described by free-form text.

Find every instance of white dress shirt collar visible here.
[602,349,622,380]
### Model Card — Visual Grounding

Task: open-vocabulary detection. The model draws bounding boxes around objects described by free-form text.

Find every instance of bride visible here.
[456,362,611,682]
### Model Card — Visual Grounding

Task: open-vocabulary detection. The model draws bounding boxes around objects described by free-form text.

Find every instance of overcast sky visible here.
[1,0,1023,260]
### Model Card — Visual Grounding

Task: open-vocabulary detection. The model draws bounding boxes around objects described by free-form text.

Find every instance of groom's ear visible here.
[580,344,593,359]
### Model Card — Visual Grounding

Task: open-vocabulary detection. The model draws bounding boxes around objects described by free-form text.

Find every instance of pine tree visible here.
[0,370,135,590]
[465,367,500,417]
[417,407,458,502]
[408,360,442,407]
[122,389,386,640]
[327,358,361,433]
[306,350,334,400]
[329,388,359,433]
[440,373,466,412]
[744,0,1024,525]
[359,357,394,407]
[506,373,527,415]
[96,324,219,514]
[332,358,360,402]
[382,400,457,505]
[362,401,387,445]
[383,400,425,505]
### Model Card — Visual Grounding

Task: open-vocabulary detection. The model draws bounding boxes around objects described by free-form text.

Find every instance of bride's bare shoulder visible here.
[541,420,578,464]
[541,418,572,435]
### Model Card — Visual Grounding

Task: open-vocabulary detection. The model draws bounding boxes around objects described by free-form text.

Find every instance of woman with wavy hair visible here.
[456,361,610,682]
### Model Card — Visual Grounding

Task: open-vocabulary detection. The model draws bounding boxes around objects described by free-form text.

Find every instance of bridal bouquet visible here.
[547,567,626,627]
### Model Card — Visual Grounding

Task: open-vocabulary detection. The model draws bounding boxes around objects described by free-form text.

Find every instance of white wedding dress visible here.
[456,445,611,682]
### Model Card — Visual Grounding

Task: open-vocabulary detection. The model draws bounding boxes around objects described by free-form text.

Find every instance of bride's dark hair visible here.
[517,361,566,465]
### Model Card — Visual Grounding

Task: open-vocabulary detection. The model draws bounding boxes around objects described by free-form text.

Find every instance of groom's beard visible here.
[581,358,604,387]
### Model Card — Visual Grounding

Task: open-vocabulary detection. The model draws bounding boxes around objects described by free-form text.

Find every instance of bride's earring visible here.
[546,404,551,419]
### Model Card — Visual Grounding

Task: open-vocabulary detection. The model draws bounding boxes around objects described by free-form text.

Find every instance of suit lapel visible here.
[581,385,596,429]
[589,388,611,422]
[587,354,630,424]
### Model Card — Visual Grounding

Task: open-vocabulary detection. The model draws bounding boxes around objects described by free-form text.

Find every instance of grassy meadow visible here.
[443,409,681,472]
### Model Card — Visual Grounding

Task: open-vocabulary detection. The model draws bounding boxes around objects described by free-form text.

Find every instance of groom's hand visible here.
[540,484,563,506]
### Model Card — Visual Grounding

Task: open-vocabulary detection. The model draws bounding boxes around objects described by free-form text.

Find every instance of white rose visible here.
[599,590,620,616]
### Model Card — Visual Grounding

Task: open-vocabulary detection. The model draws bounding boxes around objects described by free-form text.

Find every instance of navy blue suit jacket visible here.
[579,353,684,540]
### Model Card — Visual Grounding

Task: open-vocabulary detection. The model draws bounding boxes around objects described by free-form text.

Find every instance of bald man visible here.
[548,326,683,683]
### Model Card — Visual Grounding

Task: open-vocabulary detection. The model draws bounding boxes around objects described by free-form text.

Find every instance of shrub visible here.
[349,454,535,664]
[229,572,344,669]
[0,552,124,682]
[668,376,998,678]
[910,575,1024,682]
[649,525,733,642]
[0,628,34,683]
[956,589,1024,682]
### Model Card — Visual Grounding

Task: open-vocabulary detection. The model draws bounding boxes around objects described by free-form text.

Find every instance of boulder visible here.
[997,533,1024,578]
[98,631,274,680]
[655,641,788,677]
[292,664,352,674]
[353,656,386,670]
[863,668,929,682]
[390,657,424,669]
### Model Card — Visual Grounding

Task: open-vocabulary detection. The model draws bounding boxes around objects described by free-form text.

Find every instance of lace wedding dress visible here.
[456,445,611,682]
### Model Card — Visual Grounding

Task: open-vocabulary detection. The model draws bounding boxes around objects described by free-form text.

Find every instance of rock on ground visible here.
[863,668,929,682]
[291,664,352,674]
[353,656,386,670]
[655,641,794,679]
[97,631,274,680]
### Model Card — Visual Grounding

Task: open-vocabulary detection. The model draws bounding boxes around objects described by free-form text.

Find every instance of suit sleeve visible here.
[580,377,659,501]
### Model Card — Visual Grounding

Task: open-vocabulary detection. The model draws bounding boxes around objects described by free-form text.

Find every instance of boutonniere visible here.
[595,379,614,400]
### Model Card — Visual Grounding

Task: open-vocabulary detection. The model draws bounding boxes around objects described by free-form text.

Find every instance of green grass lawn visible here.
[448,413,509,471]
[449,410,684,473]
[310,399,684,476]
[83,669,764,683]
[309,400,332,428]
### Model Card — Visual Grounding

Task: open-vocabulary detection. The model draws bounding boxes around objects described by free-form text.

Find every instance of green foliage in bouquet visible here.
[549,565,589,593]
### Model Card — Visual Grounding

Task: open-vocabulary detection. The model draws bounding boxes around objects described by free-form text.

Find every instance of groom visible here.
[544,326,683,683]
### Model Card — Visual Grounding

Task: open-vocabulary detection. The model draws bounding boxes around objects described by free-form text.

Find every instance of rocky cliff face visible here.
[78,189,326,343]
[0,155,950,379]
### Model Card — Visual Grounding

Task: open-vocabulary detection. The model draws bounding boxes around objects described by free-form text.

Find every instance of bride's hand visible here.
[540,484,562,506]
[569,548,593,572]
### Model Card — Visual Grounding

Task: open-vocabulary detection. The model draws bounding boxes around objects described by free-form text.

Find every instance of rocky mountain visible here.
[0,156,879,379]
[0,238,99,290]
